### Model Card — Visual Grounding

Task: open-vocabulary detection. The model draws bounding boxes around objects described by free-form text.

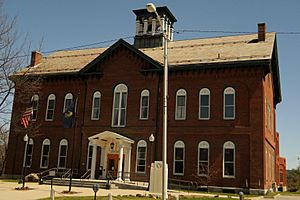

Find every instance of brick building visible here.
[5,6,285,194]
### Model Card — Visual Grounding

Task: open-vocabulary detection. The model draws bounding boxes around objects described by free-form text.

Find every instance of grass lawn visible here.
[0,179,19,182]
[39,197,238,200]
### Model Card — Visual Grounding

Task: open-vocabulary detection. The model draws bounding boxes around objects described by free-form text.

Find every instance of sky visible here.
[4,0,300,169]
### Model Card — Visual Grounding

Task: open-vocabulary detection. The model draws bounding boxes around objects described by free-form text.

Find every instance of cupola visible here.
[133,6,177,48]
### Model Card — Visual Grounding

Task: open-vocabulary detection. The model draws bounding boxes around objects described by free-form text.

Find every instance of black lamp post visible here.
[22,134,29,189]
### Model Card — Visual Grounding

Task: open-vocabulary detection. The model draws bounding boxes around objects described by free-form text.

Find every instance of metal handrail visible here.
[39,168,58,179]
[80,169,91,180]
[61,169,71,178]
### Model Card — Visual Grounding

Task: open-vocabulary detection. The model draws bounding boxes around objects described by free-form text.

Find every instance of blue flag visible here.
[62,99,76,128]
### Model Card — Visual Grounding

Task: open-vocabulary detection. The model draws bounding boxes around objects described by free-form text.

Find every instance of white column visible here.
[170,27,174,41]
[136,20,140,35]
[167,21,171,40]
[143,19,148,34]
[161,17,165,34]
[116,145,124,181]
[90,143,97,179]
[100,145,106,179]
[152,18,156,35]
[124,146,132,181]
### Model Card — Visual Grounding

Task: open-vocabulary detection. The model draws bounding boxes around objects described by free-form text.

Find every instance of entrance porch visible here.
[88,131,134,181]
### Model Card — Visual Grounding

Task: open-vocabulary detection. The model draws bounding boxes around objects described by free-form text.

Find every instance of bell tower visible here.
[133,6,177,48]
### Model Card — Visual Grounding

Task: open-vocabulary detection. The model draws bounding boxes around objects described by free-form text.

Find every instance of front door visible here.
[107,154,118,178]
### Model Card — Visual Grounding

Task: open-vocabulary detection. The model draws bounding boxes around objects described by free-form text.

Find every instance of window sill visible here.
[223,175,235,178]
[173,173,184,176]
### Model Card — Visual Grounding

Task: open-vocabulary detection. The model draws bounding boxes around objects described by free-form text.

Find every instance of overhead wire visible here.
[6,29,300,60]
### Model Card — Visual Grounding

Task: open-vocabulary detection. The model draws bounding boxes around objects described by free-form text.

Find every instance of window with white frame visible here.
[224,87,235,119]
[46,94,56,121]
[31,95,39,121]
[140,89,150,120]
[223,141,235,177]
[23,138,34,167]
[91,91,101,120]
[86,142,93,170]
[173,140,185,175]
[58,139,68,168]
[199,88,210,120]
[63,93,73,112]
[175,89,187,120]
[198,141,209,176]
[112,84,127,127]
[40,139,50,168]
[136,140,147,173]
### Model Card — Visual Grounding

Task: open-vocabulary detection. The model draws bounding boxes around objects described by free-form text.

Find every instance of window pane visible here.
[225,106,234,118]
[59,157,66,168]
[142,96,148,106]
[141,108,148,118]
[225,149,234,161]
[121,93,127,108]
[177,96,185,106]
[225,94,234,105]
[60,146,67,156]
[27,144,33,154]
[224,163,234,176]
[137,166,145,172]
[120,109,126,125]
[94,97,100,107]
[200,107,209,118]
[201,95,209,106]
[113,109,119,125]
[114,93,120,109]
[175,161,184,174]
[43,145,50,155]
[48,100,55,109]
[175,148,183,160]
[47,110,54,120]
[199,148,208,161]
[199,162,208,174]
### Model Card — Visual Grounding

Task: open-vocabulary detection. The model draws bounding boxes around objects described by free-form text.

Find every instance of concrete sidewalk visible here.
[0,180,264,200]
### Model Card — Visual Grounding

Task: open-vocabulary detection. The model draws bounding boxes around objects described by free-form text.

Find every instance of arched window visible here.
[199,88,210,120]
[46,94,56,121]
[223,141,235,177]
[112,84,128,127]
[224,87,235,119]
[40,139,50,168]
[86,141,93,170]
[63,93,73,112]
[23,138,34,167]
[31,95,39,121]
[175,89,187,120]
[173,140,185,175]
[91,91,101,120]
[58,139,68,168]
[198,141,209,176]
[136,140,147,173]
[140,89,150,120]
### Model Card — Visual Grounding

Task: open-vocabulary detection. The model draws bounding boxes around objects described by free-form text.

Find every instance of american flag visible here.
[21,107,33,128]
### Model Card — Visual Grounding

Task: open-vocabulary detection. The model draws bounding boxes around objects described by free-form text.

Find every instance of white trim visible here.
[223,87,235,120]
[223,141,235,178]
[91,91,101,120]
[173,140,185,175]
[139,89,150,120]
[57,139,68,169]
[198,141,209,176]
[111,84,128,127]
[63,93,73,113]
[199,88,210,120]
[45,94,55,121]
[40,139,50,169]
[136,140,147,173]
[31,94,39,121]
[23,138,34,167]
[86,142,93,170]
[175,89,187,120]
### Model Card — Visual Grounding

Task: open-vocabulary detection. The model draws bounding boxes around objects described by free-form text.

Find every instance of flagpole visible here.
[69,92,79,192]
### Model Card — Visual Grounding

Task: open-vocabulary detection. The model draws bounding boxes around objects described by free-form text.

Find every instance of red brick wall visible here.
[6,46,276,191]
